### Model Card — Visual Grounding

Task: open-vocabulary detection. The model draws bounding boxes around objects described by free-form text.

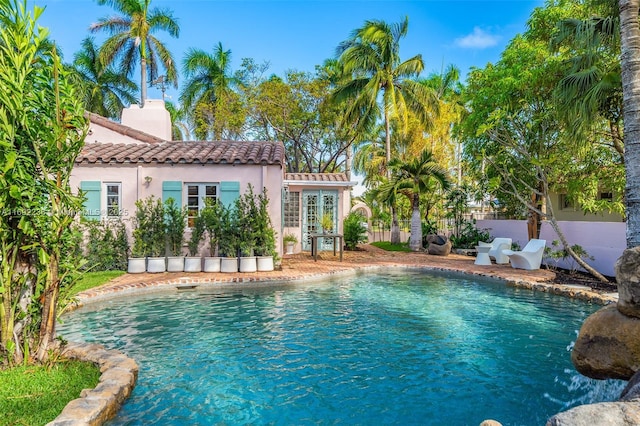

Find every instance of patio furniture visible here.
[474,244,492,265]
[310,233,344,262]
[503,239,547,270]
[427,234,451,256]
[477,238,513,264]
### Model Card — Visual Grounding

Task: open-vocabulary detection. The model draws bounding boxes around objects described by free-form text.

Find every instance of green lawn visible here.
[0,360,100,425]
[71,270,125,296]
[371,241,413,252]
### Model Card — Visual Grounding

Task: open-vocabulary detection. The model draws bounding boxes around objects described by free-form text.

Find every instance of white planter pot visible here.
[147,257,166,273]
[239,256,257,273]
[203,257,221,272]
[167,256,185,272]
[127,257,146,274]
[220,257,238,273]
[285,242,295,255]
[257,256,274,272]
[184,256,202,272]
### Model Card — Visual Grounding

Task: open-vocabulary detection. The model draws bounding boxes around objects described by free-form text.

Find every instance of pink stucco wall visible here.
[477,219,625,277]
[70,162,284,256]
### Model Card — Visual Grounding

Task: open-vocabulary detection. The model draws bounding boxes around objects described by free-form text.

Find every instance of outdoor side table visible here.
[474,245,492,266]
[310,233,343,262]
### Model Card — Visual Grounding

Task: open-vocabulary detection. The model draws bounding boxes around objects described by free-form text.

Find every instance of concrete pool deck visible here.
[76,244,618,306]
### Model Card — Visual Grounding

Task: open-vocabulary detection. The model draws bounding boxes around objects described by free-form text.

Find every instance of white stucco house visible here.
[71,101,356,256]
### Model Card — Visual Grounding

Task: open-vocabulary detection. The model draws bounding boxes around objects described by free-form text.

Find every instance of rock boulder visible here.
[572,304,640,380]
[616,247,640,319]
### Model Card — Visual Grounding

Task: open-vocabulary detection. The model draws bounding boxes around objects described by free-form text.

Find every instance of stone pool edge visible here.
[53,264,618,425]
[46,342,138,426]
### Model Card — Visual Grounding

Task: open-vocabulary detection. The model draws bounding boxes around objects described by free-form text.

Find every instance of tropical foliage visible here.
[0,0,87,364]
[90,0,180,104]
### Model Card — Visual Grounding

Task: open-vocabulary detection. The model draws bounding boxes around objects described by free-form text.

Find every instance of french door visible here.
[302,190,337,251]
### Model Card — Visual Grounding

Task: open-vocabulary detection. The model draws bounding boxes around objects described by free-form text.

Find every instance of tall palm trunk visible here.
[619,0,640,248]
[385,109,401,243]
[140,57,147,106]
[409,194,422,251]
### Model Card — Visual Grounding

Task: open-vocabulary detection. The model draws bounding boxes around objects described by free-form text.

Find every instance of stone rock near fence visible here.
[572,304,640,380]
[546,401,640,426]
[616,247,640,319]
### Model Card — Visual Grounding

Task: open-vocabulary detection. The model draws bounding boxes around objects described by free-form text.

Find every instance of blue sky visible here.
[31,0,544,101]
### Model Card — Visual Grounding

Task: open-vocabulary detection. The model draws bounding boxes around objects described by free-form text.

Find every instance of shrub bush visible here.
[80,219,129,271]
[343,212,368,250]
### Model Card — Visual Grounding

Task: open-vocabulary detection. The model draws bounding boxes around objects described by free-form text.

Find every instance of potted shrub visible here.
[320,212,334,234]
[200,198,223,272]
[218,203,239,273]
[254,188,276,271]
[130,196,166,273]
[185,214,204,272]
[145,197,167,273]
[283,233,297,255]
[235,188,257,273]
[165,197,187,272]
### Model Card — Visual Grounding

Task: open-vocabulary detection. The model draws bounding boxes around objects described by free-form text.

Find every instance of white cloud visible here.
[455,27,500,49]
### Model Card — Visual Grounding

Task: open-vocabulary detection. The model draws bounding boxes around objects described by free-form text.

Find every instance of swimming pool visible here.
[58,270,624,425]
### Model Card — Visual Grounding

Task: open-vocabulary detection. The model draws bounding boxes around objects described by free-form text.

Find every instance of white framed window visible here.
[185,183,218,227]
[104,182,122,218]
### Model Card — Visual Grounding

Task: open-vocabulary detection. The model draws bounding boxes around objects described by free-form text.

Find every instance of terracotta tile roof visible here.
[85,111,166,144]
[285,173,350,182]
[77,141,285,165]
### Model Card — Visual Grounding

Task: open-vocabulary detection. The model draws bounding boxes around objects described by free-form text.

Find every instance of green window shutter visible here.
[162,181,182,205]
[80,181,101,221]
[219,181,240,209]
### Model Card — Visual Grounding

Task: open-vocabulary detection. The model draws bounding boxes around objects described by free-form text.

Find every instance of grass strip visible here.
[71,270,125,296]
[0,360,100,425]
[371,241,412,252]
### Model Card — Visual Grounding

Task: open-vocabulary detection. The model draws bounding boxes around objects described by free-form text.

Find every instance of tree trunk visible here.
[548,216,609,283]
[619,0,640,248]
[36,257,59,362]
[141,57,147,107]
[409,194,422,251]
[390,205,401,244]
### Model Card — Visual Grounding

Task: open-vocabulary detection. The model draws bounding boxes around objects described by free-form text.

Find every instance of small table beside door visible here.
[310,233,343,262]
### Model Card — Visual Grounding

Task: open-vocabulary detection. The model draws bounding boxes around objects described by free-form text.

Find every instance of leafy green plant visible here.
[80,219,129,270]
[217,204,238,257]
[448,220,490,249]
[343,212,368,250]
[544,240,594,274]
[283,233,298,244]
[164,197,187,257]
[320,212,334,233]
[254,188,277,257]
[198,198,224,256]
[132,196,166,257]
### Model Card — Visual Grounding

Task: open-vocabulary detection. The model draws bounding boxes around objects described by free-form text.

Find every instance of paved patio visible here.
[76,244,617,305]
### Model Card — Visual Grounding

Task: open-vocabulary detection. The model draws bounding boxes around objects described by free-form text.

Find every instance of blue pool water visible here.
[58,270,624,425]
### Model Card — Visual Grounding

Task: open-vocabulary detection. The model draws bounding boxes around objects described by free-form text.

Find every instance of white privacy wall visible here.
[477,220,625,277]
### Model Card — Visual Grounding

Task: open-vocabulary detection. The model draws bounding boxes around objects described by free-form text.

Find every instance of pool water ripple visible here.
[59,271,625,425]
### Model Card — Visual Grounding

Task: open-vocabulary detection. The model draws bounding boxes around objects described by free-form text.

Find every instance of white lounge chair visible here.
[477,238,512,264]
[503,239,547,270]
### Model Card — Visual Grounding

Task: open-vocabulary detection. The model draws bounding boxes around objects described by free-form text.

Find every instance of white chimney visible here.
[121,99,172,141]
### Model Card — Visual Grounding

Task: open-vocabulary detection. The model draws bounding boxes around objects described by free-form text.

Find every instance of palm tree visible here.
[180,42,239,139]
[551,14,624,158]
[333,17,437,167]
[618,0,640,247]
[71,37,138,119]
[333,17,437,244]
[90,0,179,106]
[383,149,450,251]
